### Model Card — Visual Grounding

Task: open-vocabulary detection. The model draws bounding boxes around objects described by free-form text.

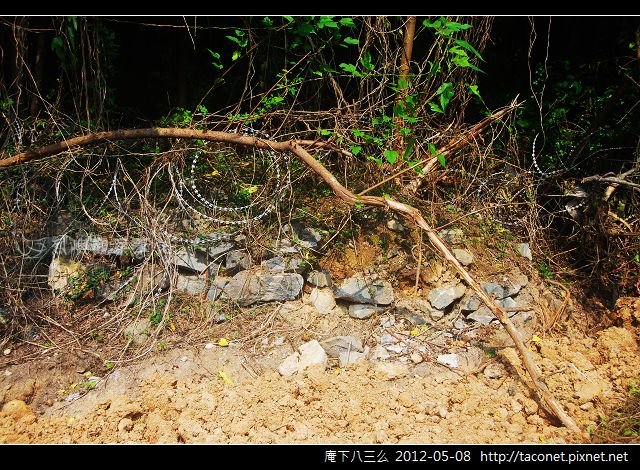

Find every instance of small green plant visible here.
[538,260,555,279]
[65,265,111,301]
[89,331,105,342]
[149,299,168,327]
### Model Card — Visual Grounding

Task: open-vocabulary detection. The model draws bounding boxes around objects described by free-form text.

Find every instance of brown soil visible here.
[1,299,638,443]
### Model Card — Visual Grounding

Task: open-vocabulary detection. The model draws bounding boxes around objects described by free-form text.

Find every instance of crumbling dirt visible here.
[1,304,638,443]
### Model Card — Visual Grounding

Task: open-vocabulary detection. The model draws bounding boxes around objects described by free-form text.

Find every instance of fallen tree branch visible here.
[0,126,580,433]
[582,171,640,193]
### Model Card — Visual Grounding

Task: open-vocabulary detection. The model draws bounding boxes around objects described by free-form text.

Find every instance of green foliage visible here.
[517,56,639,174]
[160,105,208,129]
[65,265,111,301]
[226,29,248,61]
[422,17,485,115]
[537,260,555,279]
[149,299,169,327]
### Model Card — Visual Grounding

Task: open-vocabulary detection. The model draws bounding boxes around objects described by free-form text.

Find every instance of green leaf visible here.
[318,129,333,136]
[343,37,359,45]
[231,50,241,61]
[226,35,242,45]
[207,49,220,60]
[350,145,362,156]
[451,54,484,73]
[359,50,375,71]
[393,102,407,118]
[339,62,362,77]
[454,39,483,60]
[436,82,455,112]
[383,149,399,165]
[283,16,294,23]
[403,138,415,160]
[295,23,315,35]
[448,45,468,56]
[428,143,446,168]
[423,18,442,29]
[468,84,482,99]
[317,17,338,29]
[340,17,356,27]
[262,17,273,26]
[428,60,441,76]
[441,20,472,35]
[367,155,383,165]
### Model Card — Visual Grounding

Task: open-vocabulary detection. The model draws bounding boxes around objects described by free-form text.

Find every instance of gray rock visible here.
[307,270,332,288]
[452,249,474,266]
[481,310,537,348]
[467,306,496,325]
[438,228,464,245]
[173,248,210,273]
[213,313,228,324]
[406,312,428,325]
[348,304,380,319]
[225,250,251,275]
[206,242,235,259]
[453,318,466,329]
[334,275,394,305]
[437,353,460,368]
[460,295,482,312]
[482,282,507,299]
[501,296,518,309]
[175,274,206,295]
[516,243,532,260]
[427,283,466,310]
[386,219,405,232]
[221,271,304,306]
[320,336,364,358]
[124,318,152,345]
[262,256,307,273]
[379,333,399,345]
[339,349,367,367]
[437,348,484,373]
[72,234,148,260]
[505,274,528,297]
[483,362,506,379]
[278,340,328,376]
[309,287,336,314]
[430,308,445,321]
[482,276,528,300]
[369,345,391,361]
[282,223,324,250]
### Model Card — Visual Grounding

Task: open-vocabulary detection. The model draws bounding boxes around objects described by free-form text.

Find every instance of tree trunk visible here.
[392,16,416,167]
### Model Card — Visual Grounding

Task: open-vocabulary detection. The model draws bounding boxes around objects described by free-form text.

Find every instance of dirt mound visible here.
[1,318,638,443]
